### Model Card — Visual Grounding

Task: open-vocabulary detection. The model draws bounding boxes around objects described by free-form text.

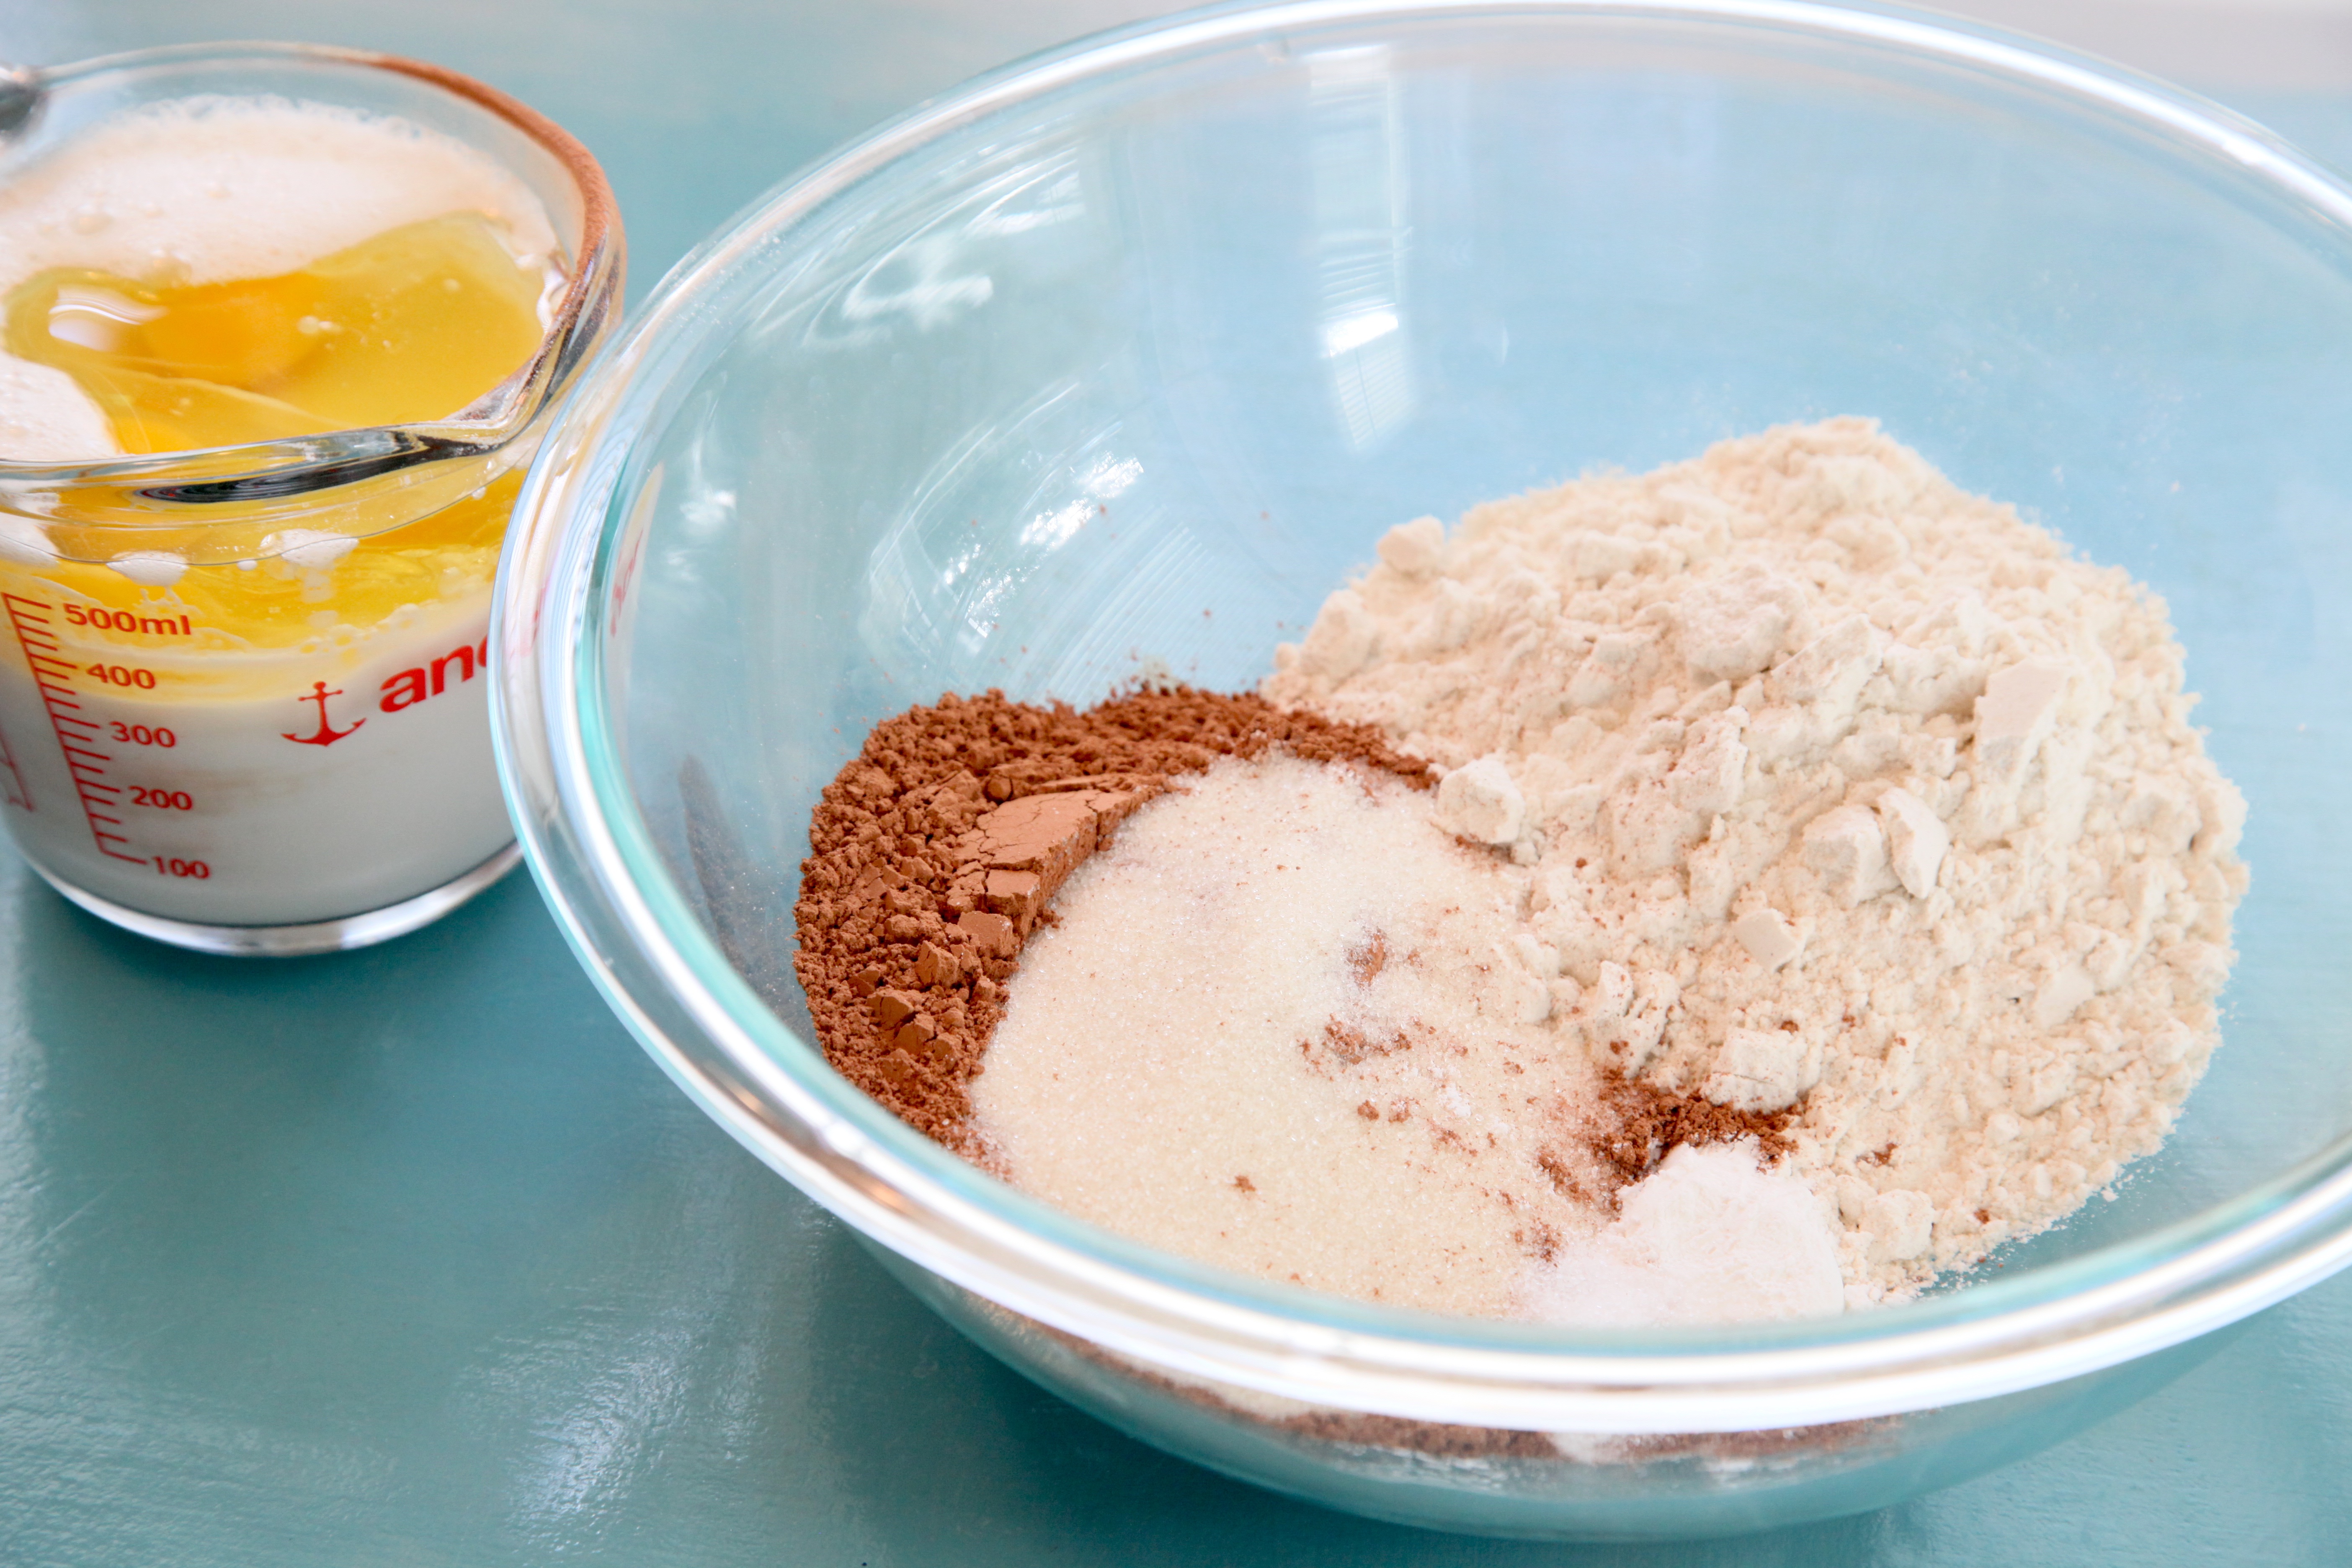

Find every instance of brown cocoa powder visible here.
[1021,1305,1901,1467]
[792,687,1432,1153]
[1274,1406,1898,1465]
[1584,1069,1798,1200]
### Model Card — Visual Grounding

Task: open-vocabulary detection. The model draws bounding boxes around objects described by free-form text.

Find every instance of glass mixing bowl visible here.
[493,0,2352,1540]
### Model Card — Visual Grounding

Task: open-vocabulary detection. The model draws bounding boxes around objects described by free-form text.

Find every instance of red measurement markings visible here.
[61,603,191,637]
[1,592,144,862]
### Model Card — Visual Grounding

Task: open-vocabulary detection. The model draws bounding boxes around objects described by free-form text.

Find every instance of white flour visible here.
[1266,418,2247,1300]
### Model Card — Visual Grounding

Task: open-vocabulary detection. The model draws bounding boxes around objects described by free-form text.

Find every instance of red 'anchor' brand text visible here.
[379,636,490,713]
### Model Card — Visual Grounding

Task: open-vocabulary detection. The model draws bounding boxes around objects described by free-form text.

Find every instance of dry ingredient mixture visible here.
[796,418,2247,1324]
[970,751,1836,1323]
[791,688,1433,1155]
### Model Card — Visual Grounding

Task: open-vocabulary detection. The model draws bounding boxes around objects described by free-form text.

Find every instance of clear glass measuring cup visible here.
[0,42,622,954]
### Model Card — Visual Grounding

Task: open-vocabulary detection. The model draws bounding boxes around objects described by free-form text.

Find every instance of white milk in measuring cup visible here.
[0,83,617,945]
[0,496,514,927]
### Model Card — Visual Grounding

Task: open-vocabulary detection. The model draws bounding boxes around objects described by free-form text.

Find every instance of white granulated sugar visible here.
[0,98,560,461]
[1266,418,2248,1300]
[975,750,1851,1327]
[974,753,1603,1320]
[1520,1140,1843,1328]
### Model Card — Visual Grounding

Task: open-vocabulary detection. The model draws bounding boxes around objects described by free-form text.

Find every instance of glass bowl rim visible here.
[495,0,2352,1432]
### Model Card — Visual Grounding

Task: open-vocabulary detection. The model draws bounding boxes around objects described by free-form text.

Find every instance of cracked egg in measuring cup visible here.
[0,49,622,952]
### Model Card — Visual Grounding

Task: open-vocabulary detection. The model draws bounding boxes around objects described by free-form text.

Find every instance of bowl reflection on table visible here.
[493,0,2352,1539]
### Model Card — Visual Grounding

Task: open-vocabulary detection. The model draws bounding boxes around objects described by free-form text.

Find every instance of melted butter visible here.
[4,210,546,451]
[29,475,514,664]
[0,212,548,660]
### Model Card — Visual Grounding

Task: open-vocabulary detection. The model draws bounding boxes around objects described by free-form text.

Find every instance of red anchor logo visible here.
[281,681,365,747]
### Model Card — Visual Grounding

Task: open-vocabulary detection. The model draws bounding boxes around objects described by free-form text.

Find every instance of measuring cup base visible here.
[33,840,525,956]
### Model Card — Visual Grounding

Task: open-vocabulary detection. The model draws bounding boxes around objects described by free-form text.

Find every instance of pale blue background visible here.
[3,2,2351,1563]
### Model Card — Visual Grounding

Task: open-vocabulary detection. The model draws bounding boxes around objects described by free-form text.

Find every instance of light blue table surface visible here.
[5,3,2352,1563]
